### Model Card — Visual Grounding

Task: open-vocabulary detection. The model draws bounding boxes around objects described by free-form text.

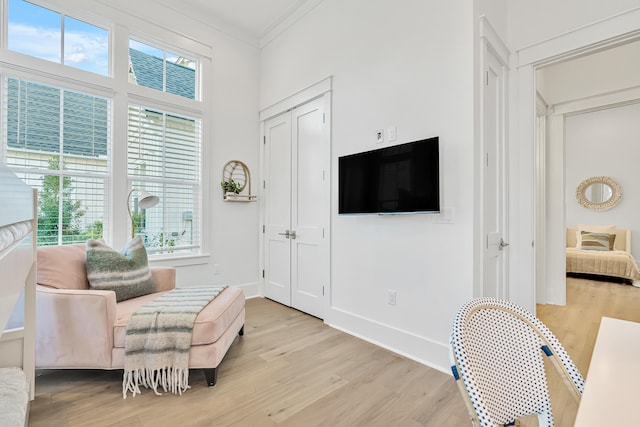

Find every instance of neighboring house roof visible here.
[6,80,108,158]
[7,48,195,157]
[129,48,195,100]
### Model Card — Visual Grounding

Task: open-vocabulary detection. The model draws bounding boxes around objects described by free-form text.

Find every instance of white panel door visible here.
[263,96,329,319]
[482,47,508,299]
[264,112,293,306]
[290,98,327,317]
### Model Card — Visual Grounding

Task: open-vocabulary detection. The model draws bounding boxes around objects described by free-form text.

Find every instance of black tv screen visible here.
[338,137,440,214]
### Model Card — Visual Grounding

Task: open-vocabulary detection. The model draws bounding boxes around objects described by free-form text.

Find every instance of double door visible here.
[263,96,329,319]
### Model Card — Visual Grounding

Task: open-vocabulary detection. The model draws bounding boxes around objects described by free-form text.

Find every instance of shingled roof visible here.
[129,48,195,100]
[7,48,195,157]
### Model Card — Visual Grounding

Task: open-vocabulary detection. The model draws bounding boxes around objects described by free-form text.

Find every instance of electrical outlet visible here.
[435,207,455,224]
[387,290,397,305]
[376,129,384,143]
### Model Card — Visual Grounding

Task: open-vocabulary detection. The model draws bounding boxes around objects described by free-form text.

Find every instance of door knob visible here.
[499,238,509,250]
[278,230,290,238]
[289,230,297,239]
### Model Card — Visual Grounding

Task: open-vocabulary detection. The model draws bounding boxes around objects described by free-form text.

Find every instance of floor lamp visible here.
[127,189,159,239]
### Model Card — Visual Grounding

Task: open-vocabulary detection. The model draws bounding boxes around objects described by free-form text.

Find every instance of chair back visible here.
[449,297,584,427]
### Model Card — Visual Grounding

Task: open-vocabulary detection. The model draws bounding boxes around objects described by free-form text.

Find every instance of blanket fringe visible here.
[122,367,190,399]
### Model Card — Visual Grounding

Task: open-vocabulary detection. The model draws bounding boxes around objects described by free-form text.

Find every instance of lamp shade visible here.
[137,190,159,209]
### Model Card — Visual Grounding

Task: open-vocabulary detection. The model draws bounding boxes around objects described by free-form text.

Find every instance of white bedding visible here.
[566,247,640,284]
[0,221,32,256]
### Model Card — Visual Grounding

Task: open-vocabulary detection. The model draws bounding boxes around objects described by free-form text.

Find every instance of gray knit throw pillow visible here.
[86,236,156,302]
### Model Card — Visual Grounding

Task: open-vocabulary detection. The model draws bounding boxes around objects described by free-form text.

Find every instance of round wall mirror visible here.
[576,176,621,211]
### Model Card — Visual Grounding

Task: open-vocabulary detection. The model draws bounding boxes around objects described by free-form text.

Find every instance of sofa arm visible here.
[35,285,117,369]
[151,266,176,292]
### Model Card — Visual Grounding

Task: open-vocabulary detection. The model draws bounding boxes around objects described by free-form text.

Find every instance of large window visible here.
[127,105,200,254]
[2,1,204,256]
[4,77,109,245]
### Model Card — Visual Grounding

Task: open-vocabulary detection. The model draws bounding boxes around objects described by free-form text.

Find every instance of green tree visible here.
[81,220,104,241]
[38,158,86,245]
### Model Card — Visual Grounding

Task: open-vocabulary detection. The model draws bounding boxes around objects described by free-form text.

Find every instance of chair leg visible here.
[239,325,244,336]
[204,368,217,387]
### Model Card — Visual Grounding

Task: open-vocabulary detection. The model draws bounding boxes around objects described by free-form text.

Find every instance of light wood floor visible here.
[535,276,640,427]
[28,277,640,427]
[28,297,469,427]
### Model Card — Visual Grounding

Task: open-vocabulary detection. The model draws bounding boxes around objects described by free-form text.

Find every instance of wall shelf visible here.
[223,193,257,202]
[221,160,256,202]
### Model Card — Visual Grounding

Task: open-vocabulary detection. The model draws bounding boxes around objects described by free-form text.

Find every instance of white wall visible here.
[261,0,476,371]
[478,0,508,42]
[205,37,261,295]
[507,0,640,50]
[565,102,640,260]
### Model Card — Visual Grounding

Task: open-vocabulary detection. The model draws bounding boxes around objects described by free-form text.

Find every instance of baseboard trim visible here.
[324,307,450,374]
[237,281,261,299]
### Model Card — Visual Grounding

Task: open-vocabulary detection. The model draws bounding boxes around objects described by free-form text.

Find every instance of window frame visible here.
[0,0,209,263]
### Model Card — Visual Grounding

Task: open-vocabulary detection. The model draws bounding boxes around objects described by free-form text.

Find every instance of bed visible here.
[0,162,37,426]
[566,226,640,285]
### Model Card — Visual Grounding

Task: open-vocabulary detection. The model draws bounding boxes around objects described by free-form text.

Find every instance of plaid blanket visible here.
[122,285,227,398]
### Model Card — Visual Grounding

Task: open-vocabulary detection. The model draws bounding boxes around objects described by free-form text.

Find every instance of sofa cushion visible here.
[113,286,245,348]
[86,237,156,302]
[37,243,89,290]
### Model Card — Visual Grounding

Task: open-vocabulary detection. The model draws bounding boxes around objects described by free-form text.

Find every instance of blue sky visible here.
[7,0,192,76]
[8,0,109,74]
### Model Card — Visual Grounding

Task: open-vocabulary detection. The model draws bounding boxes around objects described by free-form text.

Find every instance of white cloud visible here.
[8,23,61,62]
[64,31,107,64]
[9,23,108,74]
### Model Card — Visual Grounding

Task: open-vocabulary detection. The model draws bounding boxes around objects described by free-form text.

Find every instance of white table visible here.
[574,317,640,426]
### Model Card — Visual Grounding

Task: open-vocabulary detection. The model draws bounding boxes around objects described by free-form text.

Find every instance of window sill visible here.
[148,253,210,268]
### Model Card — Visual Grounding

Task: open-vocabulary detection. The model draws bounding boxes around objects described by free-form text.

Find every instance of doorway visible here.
[261,88,331,319]
[536,49,640,306]
[511,9,640,311]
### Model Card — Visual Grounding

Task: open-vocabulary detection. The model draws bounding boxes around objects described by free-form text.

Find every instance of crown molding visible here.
[260,0,325,48]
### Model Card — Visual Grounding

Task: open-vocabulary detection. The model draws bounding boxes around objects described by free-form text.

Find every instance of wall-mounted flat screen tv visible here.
[338,136,440,214]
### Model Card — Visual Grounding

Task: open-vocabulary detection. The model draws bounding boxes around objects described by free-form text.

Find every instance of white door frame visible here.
[477,17,510,298]
[512,8,640,312]
[259,77,332,314]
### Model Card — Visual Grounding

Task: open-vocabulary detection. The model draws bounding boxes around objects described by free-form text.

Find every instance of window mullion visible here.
[57,89,64,245]
[60,13,65,67]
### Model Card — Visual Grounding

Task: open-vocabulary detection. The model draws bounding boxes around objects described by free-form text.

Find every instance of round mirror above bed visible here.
[576,176,621,211]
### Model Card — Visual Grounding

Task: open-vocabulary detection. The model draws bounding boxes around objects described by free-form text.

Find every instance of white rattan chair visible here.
[449,297,584,427]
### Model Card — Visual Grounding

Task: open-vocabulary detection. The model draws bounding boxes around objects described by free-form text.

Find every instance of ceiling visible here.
[166,0,316,43]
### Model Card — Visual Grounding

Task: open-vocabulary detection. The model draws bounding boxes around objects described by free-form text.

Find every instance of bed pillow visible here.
[86,236,156,302]
[576,224,616,248]
[580,231,616,251]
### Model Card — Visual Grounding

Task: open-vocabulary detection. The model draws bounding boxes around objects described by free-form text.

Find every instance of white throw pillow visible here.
[576,224,616,248]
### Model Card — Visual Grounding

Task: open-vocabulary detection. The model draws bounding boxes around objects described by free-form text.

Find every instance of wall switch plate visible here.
[387,290,397,305]
[387,126,397,141]
[213,264,221,275]
[376,129,384,143]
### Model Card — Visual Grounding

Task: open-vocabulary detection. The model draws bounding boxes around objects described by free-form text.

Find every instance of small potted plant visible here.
[221,178,243,196]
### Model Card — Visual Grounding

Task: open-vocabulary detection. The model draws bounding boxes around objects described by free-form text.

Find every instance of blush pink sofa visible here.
[35,243,245,386]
